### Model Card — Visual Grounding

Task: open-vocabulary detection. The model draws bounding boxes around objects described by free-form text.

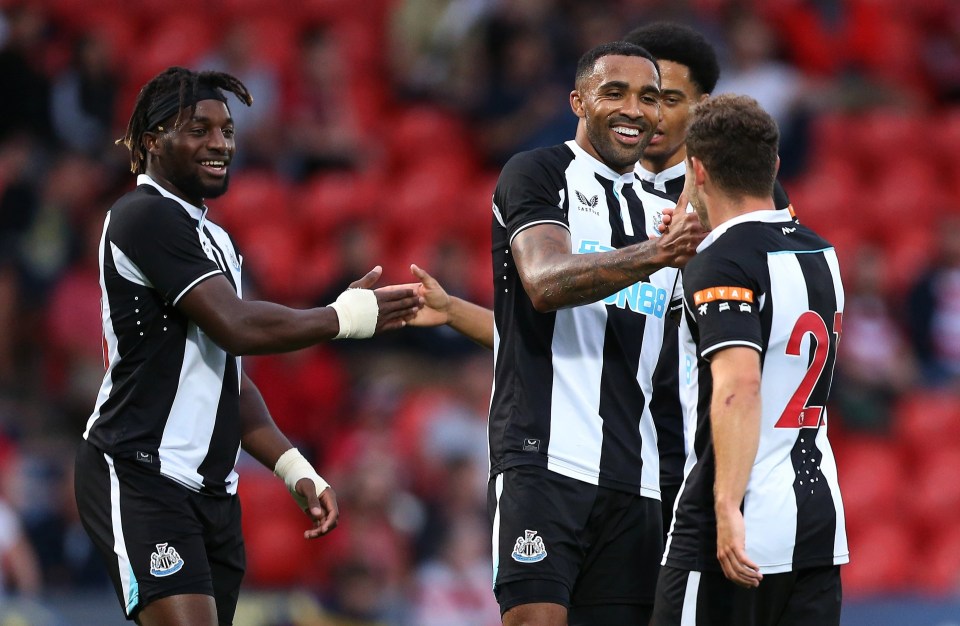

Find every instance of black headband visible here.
[145,85,228,130]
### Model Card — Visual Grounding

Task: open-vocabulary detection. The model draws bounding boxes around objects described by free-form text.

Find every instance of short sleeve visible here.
[109,195,222,303]
[493,149,568,244]
[683,251,763,358]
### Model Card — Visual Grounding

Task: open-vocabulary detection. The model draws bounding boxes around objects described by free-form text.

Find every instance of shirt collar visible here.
[566,140,637,185]
[137,174,207,222]
[697,209,793,252]
[636,160,686,192]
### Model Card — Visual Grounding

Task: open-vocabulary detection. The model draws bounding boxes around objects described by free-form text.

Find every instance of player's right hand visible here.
[716,506,763,589]
[657,193,707,268]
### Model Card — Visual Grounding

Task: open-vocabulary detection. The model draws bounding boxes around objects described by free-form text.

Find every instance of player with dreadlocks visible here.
[74,66,423,626]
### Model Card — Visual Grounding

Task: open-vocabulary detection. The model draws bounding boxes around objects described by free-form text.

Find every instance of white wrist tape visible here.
[273,448,330,511]
[329,288,378,339]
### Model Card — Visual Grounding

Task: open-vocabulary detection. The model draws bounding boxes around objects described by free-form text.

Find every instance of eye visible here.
[641,95,659,105]
[189,128,206,136]
[223,128,235,138]
[664,96,682,106]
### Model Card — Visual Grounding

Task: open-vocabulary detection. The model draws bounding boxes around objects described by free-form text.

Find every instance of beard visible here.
[689,185,710,231]
[585,117,655,172]
[171,167,231,204]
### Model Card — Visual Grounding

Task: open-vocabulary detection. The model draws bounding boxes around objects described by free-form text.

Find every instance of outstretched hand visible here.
[296,478,339,540]
[347,266,424,334]
[407,264,452,327]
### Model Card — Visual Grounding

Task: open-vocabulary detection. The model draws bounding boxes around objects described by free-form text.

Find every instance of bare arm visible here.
[710,346,763,588]
[176,266,421,355]
[512,204,704,313]
[405,264,495,350]
[239,370,337,538]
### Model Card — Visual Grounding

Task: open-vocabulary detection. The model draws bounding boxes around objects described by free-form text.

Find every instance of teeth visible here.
[613,126,640,137]
[201,161,225,167]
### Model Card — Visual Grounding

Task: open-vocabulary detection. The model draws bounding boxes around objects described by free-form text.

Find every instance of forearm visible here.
[227,301,341,356]
[514,226,669,312]
[710,351,762,514]
[447,296,495,349]
[239,372,293,470]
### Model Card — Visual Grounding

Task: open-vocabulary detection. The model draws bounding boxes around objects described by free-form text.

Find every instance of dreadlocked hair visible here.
[117,66,253,174]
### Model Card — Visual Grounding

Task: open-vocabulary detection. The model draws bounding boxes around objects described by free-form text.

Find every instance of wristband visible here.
[329,288,378,339]
[273,447,330,511]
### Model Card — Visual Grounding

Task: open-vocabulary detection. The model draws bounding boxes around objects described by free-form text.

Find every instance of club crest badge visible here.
[150,543,184,577]
[511,530,547,563]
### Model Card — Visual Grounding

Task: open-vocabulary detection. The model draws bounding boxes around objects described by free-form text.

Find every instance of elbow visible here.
[528,291,559,313]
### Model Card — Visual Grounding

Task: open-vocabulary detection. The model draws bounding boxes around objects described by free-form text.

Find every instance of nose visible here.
[207,128,230,152]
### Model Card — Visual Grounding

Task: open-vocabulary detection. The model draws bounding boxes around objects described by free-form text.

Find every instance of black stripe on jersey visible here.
[595,177,649,487]
[651,321,684,487]
[91,247,190,459]
[639,175,685,200]
[789,251,839,568]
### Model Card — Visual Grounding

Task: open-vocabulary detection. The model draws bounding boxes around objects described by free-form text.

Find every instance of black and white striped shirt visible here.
[489,141,681,498]
[664,209,848,574]
[84,174,244,496]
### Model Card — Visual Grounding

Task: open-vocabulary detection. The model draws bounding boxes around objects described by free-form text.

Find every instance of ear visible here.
[570,90,585,118]
[689,156,707,187]
[774,155,781,177]
[143,131,162,157]
[697,92,710,104]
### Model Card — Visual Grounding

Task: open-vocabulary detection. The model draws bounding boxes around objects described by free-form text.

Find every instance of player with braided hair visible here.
[74,66,422,626]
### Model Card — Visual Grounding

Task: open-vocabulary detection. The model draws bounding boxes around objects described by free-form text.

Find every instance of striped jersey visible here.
[489,140,681,499]
[664,209,848,574]
[634,162,796,496]
[84,174,244,496]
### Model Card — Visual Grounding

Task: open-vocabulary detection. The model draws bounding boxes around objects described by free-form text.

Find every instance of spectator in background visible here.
[387,0,492,104]
[282,26,369,179]
[471,23,575,167]
[0,5,51,142]
[714,11,811,178]
[907,216,960,387]
[51,33,118,157]
[833,245,917,432]
[199,19,282,169]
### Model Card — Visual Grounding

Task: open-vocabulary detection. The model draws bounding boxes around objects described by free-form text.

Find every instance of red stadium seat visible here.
[238,468,312,587]
[842,518,915,596]
[915,524,960,595]
[906,446,960,532]
[210,170,294,243]
[893,390,960,461]
[834,437,906,535]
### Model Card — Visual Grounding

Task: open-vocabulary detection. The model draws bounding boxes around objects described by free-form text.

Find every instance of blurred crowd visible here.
[0,0,959,623]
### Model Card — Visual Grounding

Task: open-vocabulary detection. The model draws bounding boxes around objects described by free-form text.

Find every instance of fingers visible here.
[304,488,339,539]
[348,265,383,289]
[718,547,762,588]
[410,263,438,288]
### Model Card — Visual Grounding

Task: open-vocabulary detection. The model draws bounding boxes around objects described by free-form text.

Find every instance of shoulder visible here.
[110,186,185,224]
[500,145,574,180]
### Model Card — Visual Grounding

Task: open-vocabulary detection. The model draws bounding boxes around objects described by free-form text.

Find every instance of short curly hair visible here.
[686,94,779,198]
[622,22,720,95]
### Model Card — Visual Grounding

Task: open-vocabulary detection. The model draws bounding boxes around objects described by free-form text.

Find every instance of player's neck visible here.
[709,194,776,229]
[640,150,686,175]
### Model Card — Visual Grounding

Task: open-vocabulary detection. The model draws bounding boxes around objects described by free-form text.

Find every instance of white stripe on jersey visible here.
[158,321,235,491]
[637,291,666,497]
[85,215,119,439]
[546,303,607,485]
[110,242,153,287]
[742,249,847,573]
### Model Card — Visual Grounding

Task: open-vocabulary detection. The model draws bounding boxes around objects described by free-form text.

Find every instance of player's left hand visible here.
[716,505,762,588]
[296,478,339,539]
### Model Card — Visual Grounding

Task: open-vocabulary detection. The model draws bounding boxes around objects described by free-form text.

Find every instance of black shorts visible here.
[651,564,842,626]
[74,440,245,623]
[488,465,663,615]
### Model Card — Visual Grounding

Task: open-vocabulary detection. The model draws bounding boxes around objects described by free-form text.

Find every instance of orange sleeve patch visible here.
[693,286,754,304]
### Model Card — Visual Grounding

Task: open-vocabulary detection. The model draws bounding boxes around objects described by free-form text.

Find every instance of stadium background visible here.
[0,0,958,624]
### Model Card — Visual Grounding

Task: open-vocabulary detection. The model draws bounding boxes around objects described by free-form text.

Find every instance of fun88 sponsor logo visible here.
[578,240,668,318]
